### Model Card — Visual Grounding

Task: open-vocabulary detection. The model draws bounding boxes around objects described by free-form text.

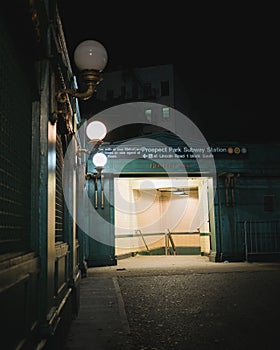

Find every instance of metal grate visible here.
[0,21,32,254]
[55,134,64,242]
[242,220,280,260]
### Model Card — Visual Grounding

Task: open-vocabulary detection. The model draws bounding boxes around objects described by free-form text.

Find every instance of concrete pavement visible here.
[64,255,280,349]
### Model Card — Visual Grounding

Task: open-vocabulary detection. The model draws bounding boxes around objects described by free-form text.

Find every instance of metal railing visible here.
[243,220,280,261]
[135,229,149,252]
[165,229,177,255]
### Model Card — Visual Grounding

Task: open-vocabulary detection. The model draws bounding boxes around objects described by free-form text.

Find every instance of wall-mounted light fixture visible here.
[86,120,107,149]
[76,120,107,157]
[55,39,108,208]
[76,120,108,209]
[85,152,108,209]
[56,40,108,103]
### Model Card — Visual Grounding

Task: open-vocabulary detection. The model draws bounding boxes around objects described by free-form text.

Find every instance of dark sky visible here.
[57,1,278,143]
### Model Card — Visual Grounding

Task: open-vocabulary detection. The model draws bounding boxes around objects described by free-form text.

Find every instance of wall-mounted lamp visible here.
[86,120,107,148]
[76,120,108,209]
[76,120,107,157]
[56,40,108,103]
[85,152,108,209]
[91,152,108,176]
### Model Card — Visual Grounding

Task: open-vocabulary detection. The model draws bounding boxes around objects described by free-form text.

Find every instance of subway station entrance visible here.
[84,132,218,266]
[74,121,280,267]
[114,175,216,258]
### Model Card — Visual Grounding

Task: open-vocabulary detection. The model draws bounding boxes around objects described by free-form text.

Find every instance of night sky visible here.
[57,1,278,143]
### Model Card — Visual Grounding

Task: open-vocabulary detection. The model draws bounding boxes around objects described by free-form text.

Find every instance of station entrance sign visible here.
[99,145,248,160]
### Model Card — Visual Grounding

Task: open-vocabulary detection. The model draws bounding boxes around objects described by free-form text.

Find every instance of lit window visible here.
[162,107,170,120]
[145,109,152,122]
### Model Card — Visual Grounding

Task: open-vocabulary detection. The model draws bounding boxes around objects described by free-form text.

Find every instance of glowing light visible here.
[86,120,107,140]
[93,153,107,168]
[74,40,108,71]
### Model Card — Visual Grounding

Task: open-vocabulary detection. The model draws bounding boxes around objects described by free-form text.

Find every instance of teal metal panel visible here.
[76,165,88,275]
[138,247,201,255]
[0,253,40,349]
[103,158,201,174]
[85,176,116,267]
[215,174,280,261]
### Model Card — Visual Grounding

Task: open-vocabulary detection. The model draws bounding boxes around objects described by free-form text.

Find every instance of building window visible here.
[143,82,152,98]
[145,109,152,122]
[161,81,170,96]
[264,194,275,212]
[132,83,138,99]
[162,107,170,120]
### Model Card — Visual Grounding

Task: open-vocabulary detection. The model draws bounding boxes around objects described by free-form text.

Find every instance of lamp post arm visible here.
[56,69,103,103]
[56,84,95,103]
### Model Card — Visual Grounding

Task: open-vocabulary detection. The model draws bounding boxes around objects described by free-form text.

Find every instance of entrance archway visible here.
[114,175,215,257]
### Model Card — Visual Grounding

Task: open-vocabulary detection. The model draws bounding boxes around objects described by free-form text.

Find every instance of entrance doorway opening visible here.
[114,176,215,257]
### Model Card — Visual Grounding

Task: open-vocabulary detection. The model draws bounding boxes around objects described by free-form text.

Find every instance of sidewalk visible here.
[64,255,280,349]
[64,274,132,350]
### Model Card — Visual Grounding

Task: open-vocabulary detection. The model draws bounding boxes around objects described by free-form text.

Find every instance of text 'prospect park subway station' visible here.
[101,144,248,160]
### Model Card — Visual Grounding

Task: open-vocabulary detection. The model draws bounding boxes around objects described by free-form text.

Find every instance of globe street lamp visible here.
[56,40,108,103]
